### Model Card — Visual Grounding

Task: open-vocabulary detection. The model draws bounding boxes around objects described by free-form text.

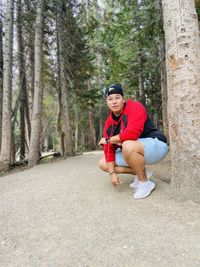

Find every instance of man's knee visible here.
[122,140,144,157]
[98,158,108,172]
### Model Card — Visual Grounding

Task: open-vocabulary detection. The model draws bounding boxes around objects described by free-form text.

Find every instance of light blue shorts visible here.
[115,138,169,166]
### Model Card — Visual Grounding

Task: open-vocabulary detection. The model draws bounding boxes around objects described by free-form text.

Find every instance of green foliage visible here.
[78,0,164,122]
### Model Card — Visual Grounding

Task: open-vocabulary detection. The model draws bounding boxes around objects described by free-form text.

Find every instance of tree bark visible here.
[99,103,103,140]
[138,54,146,106]
[136,0,146,106]
[88,107,96,150]
[0,18,3,150]
[159,34,169,141]
[57,2,74,157]
[26,1,35,119]
[87,81,96,150]
[162,0,200,201]
[0,0,14,171]
[28,0,45,167]
[56,19,64,156]
[74,103,79,152]
[157,0,169,141]
[17,0,31,160]
[11,94,20,163]
[56,80,65,155]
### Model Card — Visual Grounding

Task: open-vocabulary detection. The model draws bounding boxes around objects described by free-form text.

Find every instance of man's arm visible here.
[110,135,121,144]
[98,135,121,146]
[107,162,122,186]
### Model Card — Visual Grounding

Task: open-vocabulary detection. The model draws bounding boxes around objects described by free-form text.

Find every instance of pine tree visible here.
[28,0,45,167]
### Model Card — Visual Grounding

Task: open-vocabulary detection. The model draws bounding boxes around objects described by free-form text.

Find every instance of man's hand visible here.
[98,137,106,149]
[110,173,122,186]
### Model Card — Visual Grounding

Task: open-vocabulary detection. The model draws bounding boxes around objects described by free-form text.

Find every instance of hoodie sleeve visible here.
[103,118,116,163]
[119,101,147,141]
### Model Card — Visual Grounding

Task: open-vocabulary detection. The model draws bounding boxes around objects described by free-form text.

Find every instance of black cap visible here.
[104,84,123,99]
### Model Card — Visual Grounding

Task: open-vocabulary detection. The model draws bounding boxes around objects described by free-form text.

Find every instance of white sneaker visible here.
[133,180,155,199]
[129,169,153,189]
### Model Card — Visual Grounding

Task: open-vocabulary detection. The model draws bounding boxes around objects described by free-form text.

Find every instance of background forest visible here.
[0,0,200,180]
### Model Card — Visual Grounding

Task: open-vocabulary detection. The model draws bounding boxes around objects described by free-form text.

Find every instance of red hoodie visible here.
[103,100,147,162]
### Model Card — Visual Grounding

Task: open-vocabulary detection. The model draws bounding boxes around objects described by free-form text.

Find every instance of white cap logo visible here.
[109,87,115,92]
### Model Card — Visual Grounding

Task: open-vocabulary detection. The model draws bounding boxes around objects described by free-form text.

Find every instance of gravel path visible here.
[0,151,200,267]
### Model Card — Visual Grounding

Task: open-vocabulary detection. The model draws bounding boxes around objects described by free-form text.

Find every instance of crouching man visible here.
[98,84,169,199]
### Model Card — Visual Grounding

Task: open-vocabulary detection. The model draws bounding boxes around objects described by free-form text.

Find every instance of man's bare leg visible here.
[122,140,155,199]
[98,157,137,175]
[121,140,147,182]
[98,140,155,198]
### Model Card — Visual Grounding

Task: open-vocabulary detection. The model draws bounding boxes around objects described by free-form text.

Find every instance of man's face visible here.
[106,94,124,115]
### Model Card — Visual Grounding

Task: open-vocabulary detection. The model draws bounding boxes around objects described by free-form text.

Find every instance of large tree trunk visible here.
[162,0,200,201]
[28,0,45,167]
[0,0,14,171]
[0,18,3,150]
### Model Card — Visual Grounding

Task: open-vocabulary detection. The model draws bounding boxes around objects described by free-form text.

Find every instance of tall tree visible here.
[17,0,31,160]
[57,1,74,157]
[28,0,45,167]
[0,0,14,171]
[25,0,36,116]
[162,0,200,201]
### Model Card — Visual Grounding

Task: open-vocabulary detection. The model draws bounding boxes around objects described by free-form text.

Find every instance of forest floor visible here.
[0,151,200,267]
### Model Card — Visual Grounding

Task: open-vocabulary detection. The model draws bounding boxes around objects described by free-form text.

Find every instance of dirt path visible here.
[0,151,199,267]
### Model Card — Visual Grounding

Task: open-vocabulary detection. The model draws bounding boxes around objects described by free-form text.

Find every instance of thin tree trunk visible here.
[27,35,35,118]
[99,103,103,140]
[159,35,169,141]
[56,82,64,155]
[26,0,35,115]
[157,0,169,141]
[138,54,146,106]
[136,0,146,105]
[74,104,79,152]
[28,0,45,167]
[88,107,96,150]
[17,0,31,160]
[0,0,14,171]
[0,18,3,150]
[57,2,73,157]
[162,0,200,202]
[87,82,96,150]
[56,19,64,156]
[11,94,20,162]
[56,83,65,156]
[24,1,36,150]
